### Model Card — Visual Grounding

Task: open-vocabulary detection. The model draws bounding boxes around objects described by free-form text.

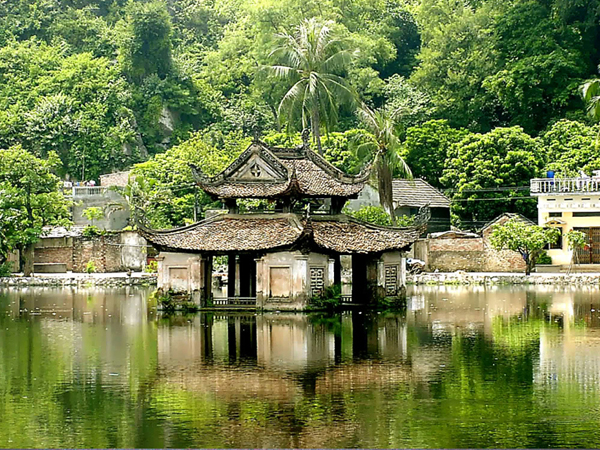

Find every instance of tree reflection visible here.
[0,285,599,447]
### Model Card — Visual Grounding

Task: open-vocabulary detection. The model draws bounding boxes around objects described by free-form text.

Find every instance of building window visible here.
[310,267,325,296]
[384,265,399,296]
[573,212,600,217]
[549,212,562,217]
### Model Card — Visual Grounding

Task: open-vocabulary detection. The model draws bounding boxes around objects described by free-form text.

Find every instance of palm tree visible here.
[581,77,600,122]
[357,104,412,225]
[269,18,357,154]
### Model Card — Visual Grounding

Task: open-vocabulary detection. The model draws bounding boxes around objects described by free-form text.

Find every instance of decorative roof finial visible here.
[252,126,261,143]
[301,128,310,148]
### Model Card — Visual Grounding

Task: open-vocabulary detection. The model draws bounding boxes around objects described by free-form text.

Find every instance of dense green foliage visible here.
[441,127,544,226]
[1,0,600,228]
[0,146,71,275]
[489,219,560,275]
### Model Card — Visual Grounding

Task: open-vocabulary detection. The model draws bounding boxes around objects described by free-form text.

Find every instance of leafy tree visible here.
[357,105,411,224]
[130,131,249,228]
[119,0,173,81]
[481,0,590,133]
[345,205,392,226]
[269,18,357,154]
[581,74,600,122]
[541,120,600,176]
[81,206,104,235]
[489,218,560,275]
[0,40,142,180]
[402,120,470,188]
[441,126,543,228]
[0,146,71,276]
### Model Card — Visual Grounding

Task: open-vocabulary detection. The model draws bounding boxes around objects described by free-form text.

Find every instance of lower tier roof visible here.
[139,213,420,254]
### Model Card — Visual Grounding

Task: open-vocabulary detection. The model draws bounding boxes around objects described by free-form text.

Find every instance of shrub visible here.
[537,251,552,265]
[310,284,342,310]
[82,225,101,237]
[0,262,12,277]
[85,260,97,274]
[145,260,158,273]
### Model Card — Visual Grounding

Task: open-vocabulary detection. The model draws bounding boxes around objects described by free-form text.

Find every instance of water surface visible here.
[1,285,600,448]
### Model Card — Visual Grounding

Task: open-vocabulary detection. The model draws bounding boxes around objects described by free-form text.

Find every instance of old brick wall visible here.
[34,237,74,270]
[73,234,123,272]
[423,237,526,272]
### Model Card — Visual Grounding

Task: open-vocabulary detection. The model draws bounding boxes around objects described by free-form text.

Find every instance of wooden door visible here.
[592,228,600,264]
[574,227,600,264]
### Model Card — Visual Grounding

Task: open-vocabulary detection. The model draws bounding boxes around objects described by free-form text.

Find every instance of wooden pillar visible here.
[203,255,213,304]
[227,254,236,298]
[334,254,342,286]
[352,254,367,302]
[239,254,256,297]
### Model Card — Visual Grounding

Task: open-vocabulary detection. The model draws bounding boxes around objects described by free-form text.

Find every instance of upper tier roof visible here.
[191,141,371,199]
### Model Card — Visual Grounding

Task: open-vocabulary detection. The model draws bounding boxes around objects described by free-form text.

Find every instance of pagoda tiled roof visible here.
[139,213,419,254]
[191,141,370,199]
[139,214,303,253]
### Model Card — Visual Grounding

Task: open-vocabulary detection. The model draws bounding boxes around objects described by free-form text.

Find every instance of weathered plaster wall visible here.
[73,189,130,230]
[256,251,333,310]
[156,252,206,302]
[120,232,146,270]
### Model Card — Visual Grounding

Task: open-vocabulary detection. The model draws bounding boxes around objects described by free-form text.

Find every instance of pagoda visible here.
[140,137,424,310]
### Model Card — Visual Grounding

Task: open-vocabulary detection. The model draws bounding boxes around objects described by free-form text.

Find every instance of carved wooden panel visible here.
[385,265,399,296]
[310,267,325,296]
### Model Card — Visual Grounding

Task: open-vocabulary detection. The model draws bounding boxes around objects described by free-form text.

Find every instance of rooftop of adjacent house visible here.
[392,179,450,208]
[139,213,421,254]
[191,141,371,199]
[480,212,535,234]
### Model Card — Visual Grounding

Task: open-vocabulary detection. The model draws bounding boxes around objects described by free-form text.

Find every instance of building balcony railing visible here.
[530,178,600,196]
[64,186,109,197]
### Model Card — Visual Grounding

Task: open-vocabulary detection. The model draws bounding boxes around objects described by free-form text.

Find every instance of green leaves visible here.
[0,146,71,264]
[489,218,560,274]
[441,126,543,227]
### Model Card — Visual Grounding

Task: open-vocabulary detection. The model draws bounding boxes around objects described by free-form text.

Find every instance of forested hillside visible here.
[2,0,600,228]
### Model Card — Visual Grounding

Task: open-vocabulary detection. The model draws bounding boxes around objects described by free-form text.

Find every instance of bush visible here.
[145,260,158,273]
[310,284,342,310]
[0,262,13,277]
[345,205,392,226]
[537,251,552,265]
[82,225,101,237]
[85,260,96,274]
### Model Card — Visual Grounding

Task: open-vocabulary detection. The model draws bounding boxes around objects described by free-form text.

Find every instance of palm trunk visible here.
[268,103,281,132]
[311,109,323,155]
[377,158,396,225]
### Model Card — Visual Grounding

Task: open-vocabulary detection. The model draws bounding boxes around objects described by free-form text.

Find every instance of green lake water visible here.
[1,285,600,448]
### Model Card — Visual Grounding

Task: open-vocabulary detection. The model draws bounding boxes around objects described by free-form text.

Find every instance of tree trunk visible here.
[311,109,323,155]
[22,243,34,277]
[268,104,281,132]
[377,158,396,225]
